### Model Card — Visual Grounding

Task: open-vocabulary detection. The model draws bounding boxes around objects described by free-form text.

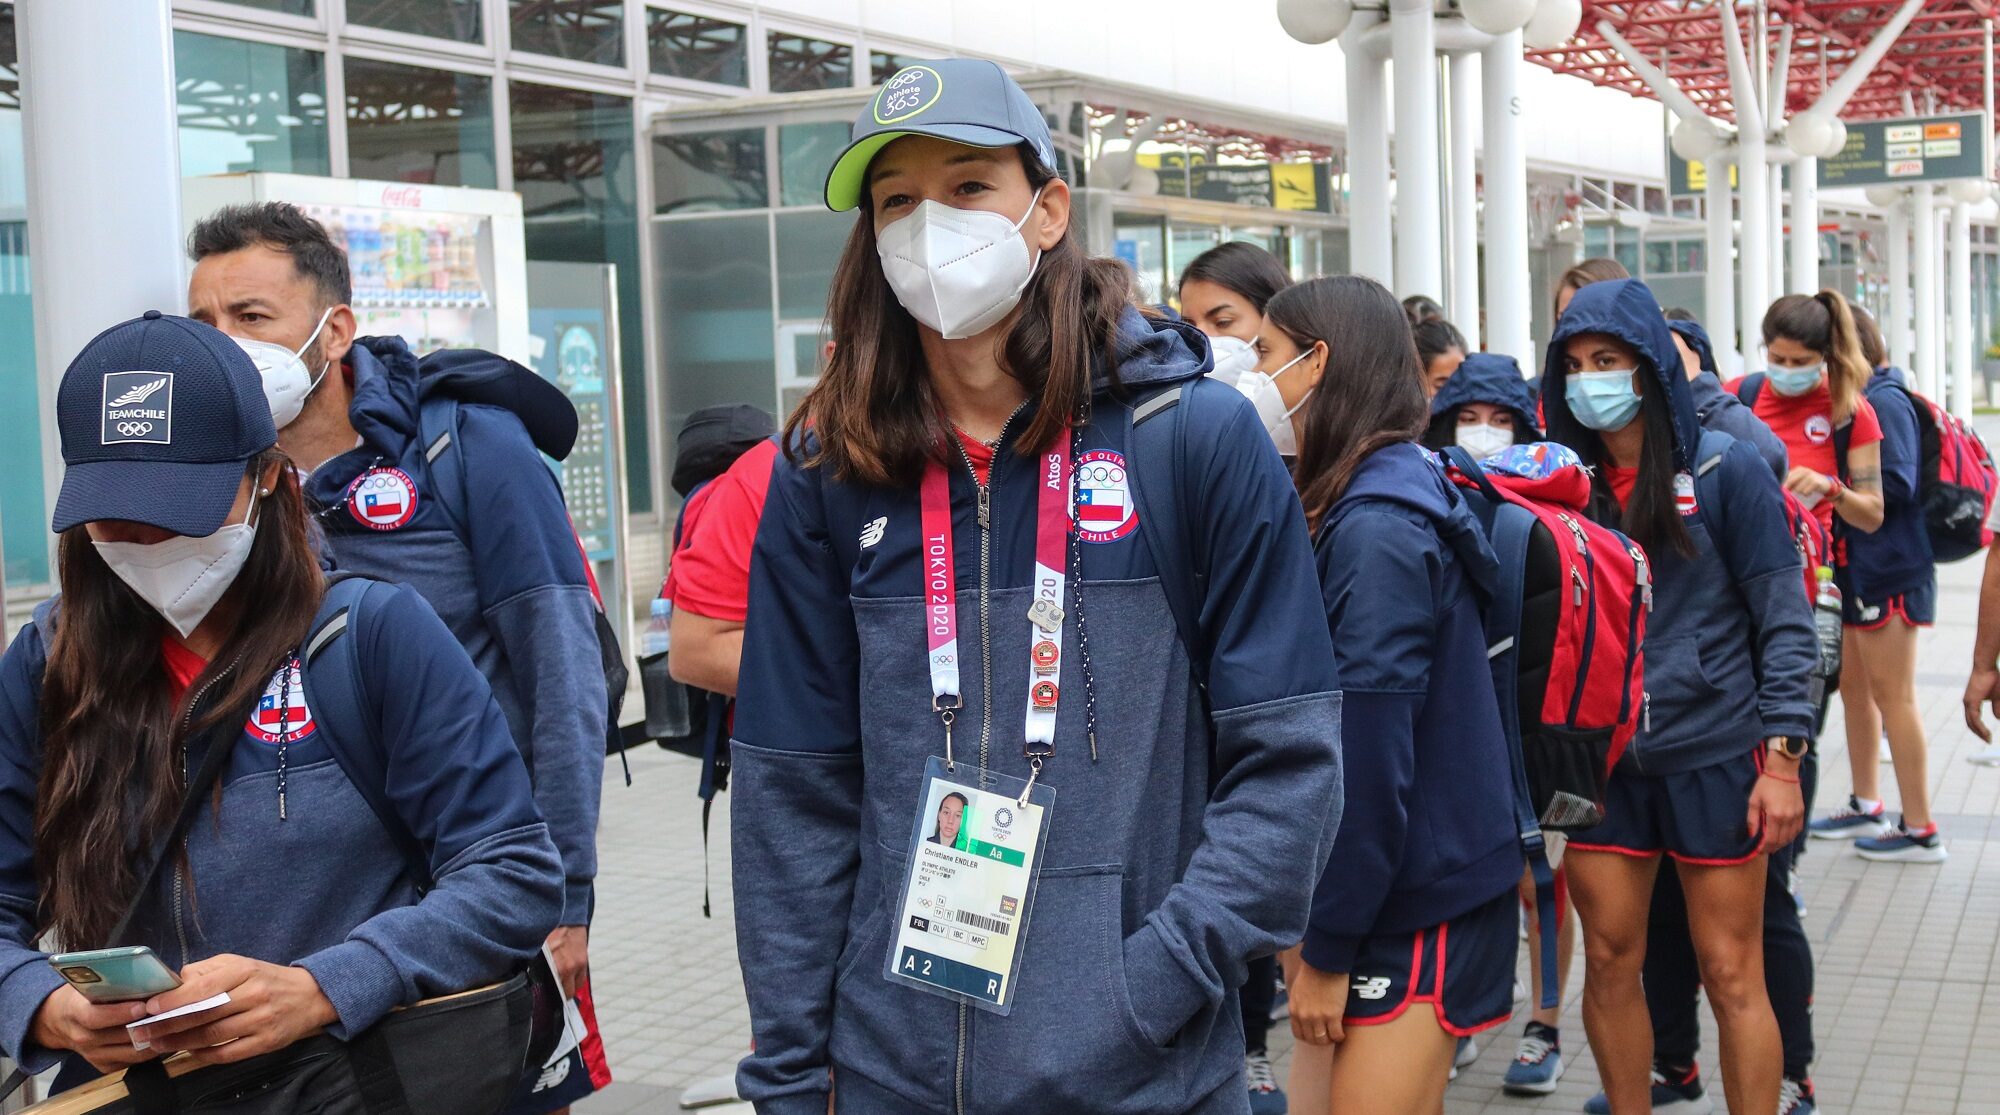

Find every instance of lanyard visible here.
[918,434,1073,790]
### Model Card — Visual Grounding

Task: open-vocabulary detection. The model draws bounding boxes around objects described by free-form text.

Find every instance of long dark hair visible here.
[786,147,1133,487]
[36,450,323,949]
[1177,241,1291,314]
[1279,277,1430,529]
[1763,291,1870,420]
[1543,366,1696,559]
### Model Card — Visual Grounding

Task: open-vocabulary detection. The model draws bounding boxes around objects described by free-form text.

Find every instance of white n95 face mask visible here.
[1233,348,1314,458]
[1205,335,1259,388]
[235,307,334,429]
[877,189,1044,339]
[1455,422,1515,461]
[94,491,260,639]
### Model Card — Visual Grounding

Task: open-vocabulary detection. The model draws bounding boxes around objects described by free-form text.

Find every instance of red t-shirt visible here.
[1603,465,1639,511]
[161,637,207,703]
[1734,378,1882,533]
[955,429,995,487]
[663,439,780,623]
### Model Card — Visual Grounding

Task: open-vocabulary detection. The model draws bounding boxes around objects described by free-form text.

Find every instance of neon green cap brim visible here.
[822,123,1028,212]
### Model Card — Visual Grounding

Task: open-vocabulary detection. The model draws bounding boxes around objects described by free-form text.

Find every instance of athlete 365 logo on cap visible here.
[875,66,943,125]
[101,371,173,446]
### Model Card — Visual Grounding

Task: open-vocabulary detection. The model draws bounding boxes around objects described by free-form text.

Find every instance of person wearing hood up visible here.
[186,203,613,1113]
[730,60,1344,1115]
[1541,279,1817,1115]
[1421,351,1541,459]
[1268,277,1520,1115]
[1174,239,1295,1115]
[1664,313,1789,481]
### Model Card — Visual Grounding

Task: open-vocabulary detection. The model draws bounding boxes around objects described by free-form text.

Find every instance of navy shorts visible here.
[1841,572,1937,629]
[1567,748,1764,865]
[1343,887,1517,1036]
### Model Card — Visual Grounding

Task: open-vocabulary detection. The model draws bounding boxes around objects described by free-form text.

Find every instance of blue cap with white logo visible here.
[52,310,277,538]
[824,58,1057,212]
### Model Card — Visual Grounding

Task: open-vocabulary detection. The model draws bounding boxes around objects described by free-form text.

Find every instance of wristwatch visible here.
[1766,735,1809,760]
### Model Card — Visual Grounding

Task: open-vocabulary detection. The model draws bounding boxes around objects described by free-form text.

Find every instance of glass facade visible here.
[648,8,748,87]
[346,57,497,188]
[655,215,774,449]
[214,0,313,14]
[0,1,45,586]
[348,0,483,43]
[870,51,919,85]
[510,80,649,510]
[767,32,851,94]
[174,31,330,177]
[777,121,847,208]
[511,1,624,68]
[653,127,765,213]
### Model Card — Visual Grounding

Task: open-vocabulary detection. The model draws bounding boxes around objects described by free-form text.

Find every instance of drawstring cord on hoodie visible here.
[272,655,298,820]
[1067,423,1103,760]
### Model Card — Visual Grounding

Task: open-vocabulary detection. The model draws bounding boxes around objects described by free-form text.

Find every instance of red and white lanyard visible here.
[918,436,1072,787]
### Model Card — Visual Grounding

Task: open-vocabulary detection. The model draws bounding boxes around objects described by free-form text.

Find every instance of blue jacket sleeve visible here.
[458,403,606,925]
[729,453,864,1115]
[1300,510,1438,972]
[1869,388,1922,506]
[1119,388,1345,1047]
[1714,443,1819,740]
[296,583,564,1038]
[0,614,65,1072]
[1715,399,1789,482]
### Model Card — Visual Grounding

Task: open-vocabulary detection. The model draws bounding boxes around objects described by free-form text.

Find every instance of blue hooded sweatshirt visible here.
[1424,352,1542,451]
[1303,443,1518,973]
[302,337,604,925]
[730,308,1344,1115]
[1670,319,1790,481]
[0,582,562,1080]
[1842,366,1933,599]
[1543,280,1817,773]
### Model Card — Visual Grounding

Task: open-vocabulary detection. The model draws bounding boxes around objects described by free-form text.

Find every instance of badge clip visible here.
[1026,598,1064,633]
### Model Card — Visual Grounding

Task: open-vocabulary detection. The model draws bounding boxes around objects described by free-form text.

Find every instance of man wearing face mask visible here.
[186,203,614,1115]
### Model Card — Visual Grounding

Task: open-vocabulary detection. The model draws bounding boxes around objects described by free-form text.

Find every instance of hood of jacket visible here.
[1428,352,1541,439]
[349,336,578,461]
[1542,278,1703,471]
[1667,318,1717,374]
[1334,442,1501,598]
[1096,306,1211,395]
[1872,364,1913,392]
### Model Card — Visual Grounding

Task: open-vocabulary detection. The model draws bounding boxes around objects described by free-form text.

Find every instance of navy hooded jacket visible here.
[730,308,1344,1115]
[1670,319,1789,481]
[1424,352,1542,451]
[303,337,604,925]
[1842,366,1934,599]
[1303,443,1519,972]
[1544,281,1817,773]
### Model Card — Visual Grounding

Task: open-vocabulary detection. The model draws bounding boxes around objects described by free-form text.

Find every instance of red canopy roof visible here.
[1528,1,1998,123]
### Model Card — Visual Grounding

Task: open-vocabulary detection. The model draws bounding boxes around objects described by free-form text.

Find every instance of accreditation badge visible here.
[885,756,1054,1014]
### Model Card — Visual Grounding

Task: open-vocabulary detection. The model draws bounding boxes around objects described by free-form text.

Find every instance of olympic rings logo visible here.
[115,421,154,437]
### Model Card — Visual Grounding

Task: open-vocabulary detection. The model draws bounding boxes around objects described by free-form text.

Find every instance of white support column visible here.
[1481,30,1532,369]
[1722,2,1769,359]
[1887,198,1911,369]
[1952,200,1975,418]
[1447,50,1481,334]
[18,0,186,556]
[1769,160,1787,298]
[1343,17,1394,286]
[1790,156,1819,293]
[1705,157,1740,374]
[1915,187,1940,396]
[1390,0,1443,300]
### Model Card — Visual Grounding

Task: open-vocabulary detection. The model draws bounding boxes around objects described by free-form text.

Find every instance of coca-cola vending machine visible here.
[180,173,529,363]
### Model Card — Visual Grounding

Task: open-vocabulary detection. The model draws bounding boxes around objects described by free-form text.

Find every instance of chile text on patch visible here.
[101,372,174,445]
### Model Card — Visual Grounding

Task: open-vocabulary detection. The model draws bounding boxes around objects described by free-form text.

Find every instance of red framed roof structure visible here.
[1528,1,1999,123]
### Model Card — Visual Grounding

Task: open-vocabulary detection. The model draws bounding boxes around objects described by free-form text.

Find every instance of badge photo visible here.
[346,466,420,531]
[245,661,316,744]
[1071,449,1139,544]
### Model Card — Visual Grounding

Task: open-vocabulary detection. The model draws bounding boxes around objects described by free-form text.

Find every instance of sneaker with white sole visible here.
[1969,744,2000,767]
[1808,795,1890,840]
[1246,1051,1286,1115]
[1449,1035,1479,1080]
[1855,821,1947,863]
[1788,867,1807,918]
[1502,1023,1564,1095]
[1778,1076,1817,1115]
[1581,1064,1715,1114]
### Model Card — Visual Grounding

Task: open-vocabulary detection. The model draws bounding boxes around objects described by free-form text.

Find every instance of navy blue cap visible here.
[53,311,277,537]
[824,59,1057,212]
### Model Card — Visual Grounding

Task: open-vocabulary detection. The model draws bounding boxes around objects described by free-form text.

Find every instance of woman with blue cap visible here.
[730,60,1344,1115]
[0,312,561,1097]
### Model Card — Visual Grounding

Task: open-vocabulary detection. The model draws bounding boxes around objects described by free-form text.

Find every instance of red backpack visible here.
[1779,487,1832,601]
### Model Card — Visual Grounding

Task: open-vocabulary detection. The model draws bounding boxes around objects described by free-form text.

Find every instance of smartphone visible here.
[48,946,181,1003]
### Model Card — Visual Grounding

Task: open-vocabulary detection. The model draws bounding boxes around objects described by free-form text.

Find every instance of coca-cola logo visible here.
[379,186,425,208]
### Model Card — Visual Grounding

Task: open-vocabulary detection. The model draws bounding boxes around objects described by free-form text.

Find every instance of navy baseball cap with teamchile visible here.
[53,310,277,538]
[824,58,1058,212]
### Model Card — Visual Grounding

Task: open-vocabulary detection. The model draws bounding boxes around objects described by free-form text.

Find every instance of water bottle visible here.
[641,597,671,657]
[1808,567,1844,708]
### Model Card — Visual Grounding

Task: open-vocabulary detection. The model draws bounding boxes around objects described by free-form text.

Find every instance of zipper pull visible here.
[976,484,991,529]
[1643,692,1651,733]
[1571,567,1586,607]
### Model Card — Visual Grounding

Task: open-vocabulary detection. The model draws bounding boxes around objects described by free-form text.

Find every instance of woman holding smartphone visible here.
[0,313,561,1086]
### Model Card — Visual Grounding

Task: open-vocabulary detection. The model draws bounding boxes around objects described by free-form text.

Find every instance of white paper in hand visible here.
[128,992,231,1050]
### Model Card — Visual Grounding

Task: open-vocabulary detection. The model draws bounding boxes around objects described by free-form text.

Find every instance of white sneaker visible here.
[1968,744,2000,767]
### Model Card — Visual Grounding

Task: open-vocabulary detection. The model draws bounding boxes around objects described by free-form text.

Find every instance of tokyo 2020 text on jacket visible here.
[730,309,1346,1115]
[1543,281,1818,775]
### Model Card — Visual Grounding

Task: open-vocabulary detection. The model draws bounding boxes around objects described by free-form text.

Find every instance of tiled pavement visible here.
[579,489,2000,1115]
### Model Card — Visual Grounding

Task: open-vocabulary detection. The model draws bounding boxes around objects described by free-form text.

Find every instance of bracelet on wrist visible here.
[1761,770,1801,784]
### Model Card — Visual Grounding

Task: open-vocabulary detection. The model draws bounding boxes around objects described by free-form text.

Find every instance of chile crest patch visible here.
[347,466,419,531]
[1071,450,1139,544]
[245,661,315,744]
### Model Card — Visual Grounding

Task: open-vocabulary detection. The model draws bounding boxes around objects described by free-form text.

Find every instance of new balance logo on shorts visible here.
[1351,976,1393,1001]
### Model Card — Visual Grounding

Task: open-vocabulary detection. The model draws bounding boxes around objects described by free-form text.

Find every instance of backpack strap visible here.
[299,572,436,892]
[1692,429,1733,539]
[1125,383,1210,684]
[1732,372,1767,409]
[416,394,471,543]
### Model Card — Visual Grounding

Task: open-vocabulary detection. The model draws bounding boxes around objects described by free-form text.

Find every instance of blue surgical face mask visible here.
[1566,369,1643,432]
[1767,362,1825,397]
